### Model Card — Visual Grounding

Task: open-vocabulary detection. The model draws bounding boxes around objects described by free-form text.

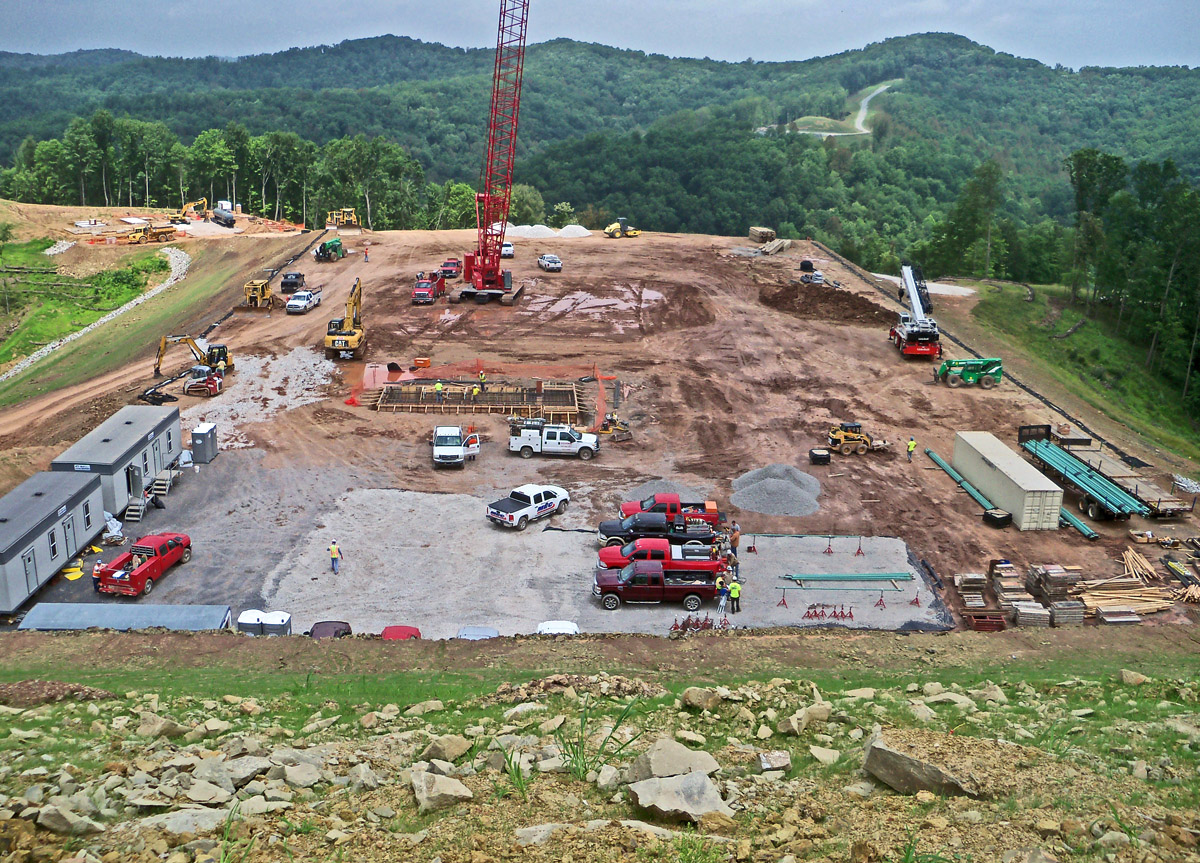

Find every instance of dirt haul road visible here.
[1,228,1196,632]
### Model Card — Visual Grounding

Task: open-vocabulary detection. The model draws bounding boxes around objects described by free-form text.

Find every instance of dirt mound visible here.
[759,281,893,325]
[0,679,117,707]
[488,673,667,703]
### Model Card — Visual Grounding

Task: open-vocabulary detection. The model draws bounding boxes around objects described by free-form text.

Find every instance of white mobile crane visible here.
[888,263,942,358]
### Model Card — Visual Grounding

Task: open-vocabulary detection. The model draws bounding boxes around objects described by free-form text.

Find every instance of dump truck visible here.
[934,357,1003,389]
[128,224,178,244]
[315,238,345,262]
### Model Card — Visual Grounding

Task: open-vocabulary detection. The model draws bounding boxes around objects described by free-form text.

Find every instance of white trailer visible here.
[0,472,104,614]
[953,431,1063,530]
[51,405,183,517]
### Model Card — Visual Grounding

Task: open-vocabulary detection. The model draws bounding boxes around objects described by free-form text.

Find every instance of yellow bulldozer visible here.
[603,217,641,239]
[326,208,361,229]
[243,279,275,310]
[324,277,366,359]
[826,422,890,456]
[169,198,208,225]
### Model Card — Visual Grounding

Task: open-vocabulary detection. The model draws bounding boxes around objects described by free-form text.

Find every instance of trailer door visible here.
[21,549,37,594]
[61,515,77,559]
[152,440,163,476]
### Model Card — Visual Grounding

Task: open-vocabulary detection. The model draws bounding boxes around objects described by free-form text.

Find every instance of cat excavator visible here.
[153,335,233,377]
[324,278,366,359]
[170,198,208,225]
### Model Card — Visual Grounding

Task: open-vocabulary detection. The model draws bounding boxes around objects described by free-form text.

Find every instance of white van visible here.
[431,425,480,468]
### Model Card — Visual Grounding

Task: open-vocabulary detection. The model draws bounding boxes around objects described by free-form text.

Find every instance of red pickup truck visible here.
[597,537,727,573]
[593,561,719,611]
[618,493,725,527]
[411,271,447,304]
[440,258,462,279]
[93,533,191,597]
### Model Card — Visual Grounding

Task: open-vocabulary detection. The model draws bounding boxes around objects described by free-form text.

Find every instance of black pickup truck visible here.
[280,272,306,293]
[596,512,719,547]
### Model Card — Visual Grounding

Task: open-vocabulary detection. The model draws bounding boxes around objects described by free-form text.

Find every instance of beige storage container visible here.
[952,431,1063,530]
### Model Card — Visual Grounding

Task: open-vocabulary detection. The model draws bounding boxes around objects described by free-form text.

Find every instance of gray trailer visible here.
[51,406,183,518]
[953,431,1063,530]
[0,472,104,615]
[19,602,232,632]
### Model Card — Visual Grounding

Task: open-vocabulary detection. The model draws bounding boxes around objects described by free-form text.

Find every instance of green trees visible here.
[508,184,545,226]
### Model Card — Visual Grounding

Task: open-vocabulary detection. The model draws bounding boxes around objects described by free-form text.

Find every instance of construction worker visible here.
[907,437,917,462]
[716,581,729,616]
[728,578,742,614]
[329,541,343,575]
[471,385,481,403]
[478,370,487,392]
[729,521,741,556]
[434,381,444,403]
[364,245,370,263]
[727,549,740,580]
[91,560,104,591]
[215,359,226,377]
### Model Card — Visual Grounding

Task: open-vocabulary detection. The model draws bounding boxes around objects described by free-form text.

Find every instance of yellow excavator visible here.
[170,198,208,225]
[154,335,233,377]
[603,217,641,238]
[324,277,366,360]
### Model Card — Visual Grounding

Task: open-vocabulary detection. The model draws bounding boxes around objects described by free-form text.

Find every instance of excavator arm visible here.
[154,335,231,376]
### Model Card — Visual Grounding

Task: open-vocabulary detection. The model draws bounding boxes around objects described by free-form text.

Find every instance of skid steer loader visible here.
[827,422,890,456]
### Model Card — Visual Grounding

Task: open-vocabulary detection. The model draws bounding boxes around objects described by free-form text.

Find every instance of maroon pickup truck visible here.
[593,561,718,611]
[618,492,725,527]
[93,533,191,597]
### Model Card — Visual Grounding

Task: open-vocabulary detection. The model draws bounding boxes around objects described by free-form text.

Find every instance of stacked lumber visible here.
[954,572,989,610]
[1014,600,1051,627]
[1173,585,1200,603]
[1027,564,1081,600]
[1050,600,1086,626]
[1122,547,1157,583]
[1077,580,1174,616]
[1098,606,1142,625]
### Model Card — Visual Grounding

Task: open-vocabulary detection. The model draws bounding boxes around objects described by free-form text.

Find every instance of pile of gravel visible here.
[492,221,592,239]
[1174,474,1200,494]
[730,463,821,517]
[558,224,592,238]
[624,479,706,503]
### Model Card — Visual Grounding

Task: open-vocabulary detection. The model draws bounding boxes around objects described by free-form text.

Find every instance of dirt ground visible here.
[2,223,1198,635]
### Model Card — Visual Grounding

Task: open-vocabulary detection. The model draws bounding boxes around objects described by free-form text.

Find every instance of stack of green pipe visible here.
[923,448,996,511]
[1021,439,1149,517]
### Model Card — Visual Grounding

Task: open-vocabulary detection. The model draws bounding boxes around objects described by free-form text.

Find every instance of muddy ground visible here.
[1,222,1197,635]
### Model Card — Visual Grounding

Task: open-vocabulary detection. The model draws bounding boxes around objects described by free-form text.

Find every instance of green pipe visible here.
[776,585,906,592]
[1023,439,1149,516]
[780,572,914,582]
[1057,507,1099,541]
[924,448,996,510]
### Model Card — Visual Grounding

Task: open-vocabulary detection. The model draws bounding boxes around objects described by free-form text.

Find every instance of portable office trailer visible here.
[0,472,104,614]
[19,603,232,631]
[51,406,182,515]
[953,431,1063,530]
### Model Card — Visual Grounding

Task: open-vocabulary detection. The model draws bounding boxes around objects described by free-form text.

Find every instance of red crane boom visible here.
[461,0,530,306]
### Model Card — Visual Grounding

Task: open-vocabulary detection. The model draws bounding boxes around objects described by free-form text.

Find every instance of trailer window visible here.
[167,429,173,451]
[141,451,150,475]
[83,501,92,529]
[48,529,58,559]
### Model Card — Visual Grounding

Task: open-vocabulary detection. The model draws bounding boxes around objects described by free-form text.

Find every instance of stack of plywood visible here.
[954,572,989,610]
[1014,600,1052,627]
[1098,606,1142,625]
[1027,563,1081,601]
[1050,600,1086,625]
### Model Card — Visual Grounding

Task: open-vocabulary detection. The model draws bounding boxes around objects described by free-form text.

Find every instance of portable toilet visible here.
[236,609,265,635]
[191,423,218,464]
[260,611,293,636]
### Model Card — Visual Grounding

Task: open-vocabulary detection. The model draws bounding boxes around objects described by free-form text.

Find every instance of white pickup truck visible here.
[486,484,569,530]
[285,289,322,314]
[431,425,480,468]
[509,418,598,460]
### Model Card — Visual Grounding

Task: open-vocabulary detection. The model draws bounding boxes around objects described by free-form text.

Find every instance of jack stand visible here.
[777,591,788,608]
[847,606,854,621]
[854,537,865,557]
[874,592,887,609]
[909,591,921,606]
[823,536,834,555]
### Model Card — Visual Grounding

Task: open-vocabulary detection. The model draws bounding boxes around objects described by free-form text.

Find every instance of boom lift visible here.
[153,335,232,377]
[324,277,366,360]
[459,0,531,306]
[888,263,942,358]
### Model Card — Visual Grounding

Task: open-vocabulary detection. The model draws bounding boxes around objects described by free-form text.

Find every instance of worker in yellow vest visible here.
[478,370,487,392]
[907,437,917,462]
[434,381,444,403]
[329,541,343,574]
[728,579,742,614]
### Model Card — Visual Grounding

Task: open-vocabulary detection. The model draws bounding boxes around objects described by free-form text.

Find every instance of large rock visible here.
[37,805,104,835]
[192,759,236,793]
[627,738,719,783]
[348,763,379,790]
[863,737,980,797]
[809,745,840,766]
[405,700,444,717]
[682,687,722,711]
[1119,669,1149,686]
[420,734,472,763]
[411,771,473,813]
[924,692,977,712]
[776,702,831,736]
[225,756,273,787]
[139,807,230,836]
[185,780,232,805]
[284,763,322,789]
[136,711,189,740]
[627,772,734,823]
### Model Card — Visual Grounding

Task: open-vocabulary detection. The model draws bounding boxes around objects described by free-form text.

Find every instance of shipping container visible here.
[953,432,1062,530]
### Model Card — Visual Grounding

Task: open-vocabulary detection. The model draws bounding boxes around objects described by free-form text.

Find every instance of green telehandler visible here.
[934,357,1003,389]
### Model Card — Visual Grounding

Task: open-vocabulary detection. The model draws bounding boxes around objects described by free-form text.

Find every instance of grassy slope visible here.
[967,283,1200,464]
[0,244,242,407]
[789,79,901,135]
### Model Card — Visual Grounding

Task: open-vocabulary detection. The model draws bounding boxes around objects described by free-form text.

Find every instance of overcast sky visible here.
[2,0,1197,69]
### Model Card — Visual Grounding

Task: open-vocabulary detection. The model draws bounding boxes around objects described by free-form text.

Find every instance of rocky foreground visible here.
[0,670,1198,863]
